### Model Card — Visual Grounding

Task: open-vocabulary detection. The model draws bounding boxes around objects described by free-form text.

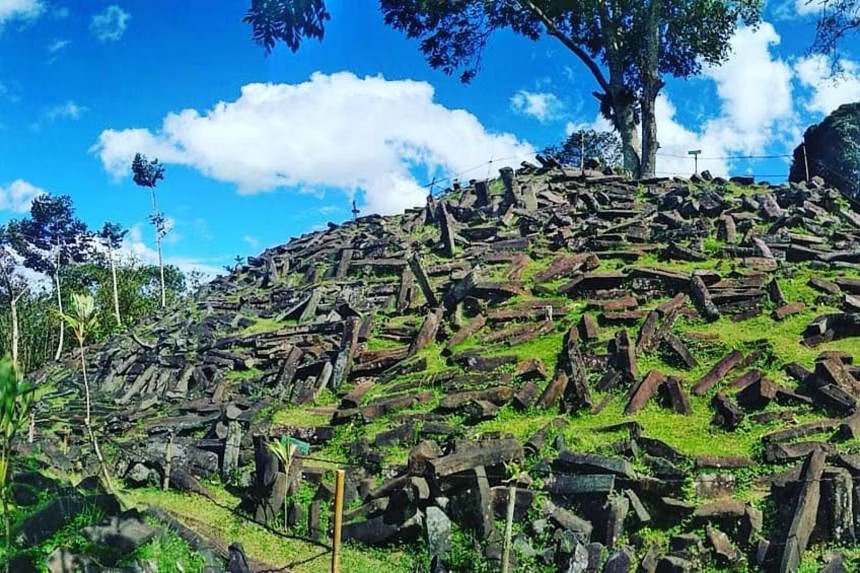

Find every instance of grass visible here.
[240,316,294,336]
[124,487,425,573]
[119,516,205,571]
[225,367,264,382]
[271,407,331,427]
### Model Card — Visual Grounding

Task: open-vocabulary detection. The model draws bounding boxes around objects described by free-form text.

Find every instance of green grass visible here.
[225,367,264,382]
[124,487,424,573]
[119,516,205,571]
[271,407,331,427]
[240,316,294,336]
[364,337,404,351]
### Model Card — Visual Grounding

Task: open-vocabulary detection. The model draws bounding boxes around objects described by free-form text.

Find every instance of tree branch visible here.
[516,0,611,94]
[12,286,28,305]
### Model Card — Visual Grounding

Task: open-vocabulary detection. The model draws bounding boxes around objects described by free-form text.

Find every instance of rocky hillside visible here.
[26,160,860,571]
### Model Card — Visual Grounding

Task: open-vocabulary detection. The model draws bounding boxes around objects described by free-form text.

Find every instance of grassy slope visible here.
[124,488,421,573]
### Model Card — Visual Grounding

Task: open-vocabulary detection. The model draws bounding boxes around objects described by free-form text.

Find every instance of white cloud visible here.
[242,235,259,249]
[90,5,129,42]
[93,72,534,215]
[123,225,223,281]
[795,54,860,115]
[31,100,87,131]
[699,23,796,154]
[45,100,85,121]
[0,0,43,27]
[0,179,45,213]
[510,90,563,122]
[47,38,69,54]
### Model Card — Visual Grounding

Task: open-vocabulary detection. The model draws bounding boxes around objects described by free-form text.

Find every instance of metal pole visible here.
[331,469,345,573]
[802,143,810,182]
[501,484,517,573]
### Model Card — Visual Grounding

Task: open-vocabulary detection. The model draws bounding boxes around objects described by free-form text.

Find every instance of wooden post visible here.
[331,469,345,573]
[163,432,174,491]
[802,143,810,182]
[501,484,517,573]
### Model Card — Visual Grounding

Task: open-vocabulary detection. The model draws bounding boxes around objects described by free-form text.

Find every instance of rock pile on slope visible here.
[30,159,860,571]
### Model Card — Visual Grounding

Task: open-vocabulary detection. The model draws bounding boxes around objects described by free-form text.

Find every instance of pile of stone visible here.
[28,159,860,572]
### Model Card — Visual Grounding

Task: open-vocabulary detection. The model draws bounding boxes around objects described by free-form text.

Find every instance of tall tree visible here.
[789,102,860,197]
[809,0,859,60]
[7,195,88,361]
[244,0,762,178]
[96,222,128,327]
[0,227,27,371]
[542,129,623,171]
[131,153,168,309]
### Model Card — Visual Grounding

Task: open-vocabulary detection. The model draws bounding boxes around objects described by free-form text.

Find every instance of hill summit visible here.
[28,161,860,571]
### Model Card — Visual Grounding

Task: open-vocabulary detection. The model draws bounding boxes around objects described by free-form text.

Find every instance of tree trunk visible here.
[595,78,641,177]
[157,236,166,309]
[609,88,642,177]
[53,266,64,361]
[520,0,643,176]
[638,0,663,179]
[79,340,113,492]
[150,188,167,309]
[598,2,642,178]
[639,85,660,178]
[108,246,121,326]
[9,294,18,371]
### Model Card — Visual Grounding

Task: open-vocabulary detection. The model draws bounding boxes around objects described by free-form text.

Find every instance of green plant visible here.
[266,436,294,531]
[0,357,35,572]
[58,293,113,493]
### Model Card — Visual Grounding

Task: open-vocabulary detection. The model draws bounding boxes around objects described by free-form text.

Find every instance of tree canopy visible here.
[244,0,763,178]
[790,102,860,198]
[7,195,88,276]
[542,129,623,170]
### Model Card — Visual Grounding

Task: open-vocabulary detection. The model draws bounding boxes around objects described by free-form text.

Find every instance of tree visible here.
[7,195,88,361]
[60,260,186,341]
[0,357,34,569]
[96,223,128,327]
[542,129,623,171]
[809,0,860,61]
[131,153,168,309]
[58,294,113,492]
[0,260,188,375]
[244,0,762,178]
[789,102,860,197]
[0,228,27,371]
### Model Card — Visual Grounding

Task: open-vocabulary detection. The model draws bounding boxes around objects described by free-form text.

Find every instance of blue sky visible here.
[1,0,859,278]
